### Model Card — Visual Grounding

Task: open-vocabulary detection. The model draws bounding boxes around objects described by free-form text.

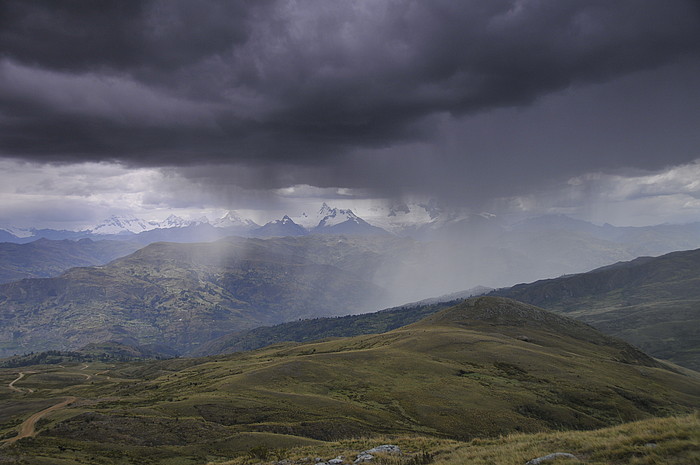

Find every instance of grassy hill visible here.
[492,248,700,370]
[193,299,468,356]
[2,297,698,464]
[0,238,140,284]
[0,236,409,357]
[0,341,173,368]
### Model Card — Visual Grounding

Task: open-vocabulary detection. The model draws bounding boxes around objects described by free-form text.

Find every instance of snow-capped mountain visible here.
[88,214,206,235]
[0,228,21,242]
[305,203,390,236]
[212,210,259,230]
[361,202,439,235]
[148,215,209,229]
[89,215,155,235]
[254,215,308,237]
[316,203,360,228]
[155,214,202,229]
[359,201,501,239]
[0,225,34,238]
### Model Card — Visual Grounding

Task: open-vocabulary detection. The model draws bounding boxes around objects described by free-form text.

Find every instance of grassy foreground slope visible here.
[492,247,700,370]
[1,298,698,464]
[212,414,700,465]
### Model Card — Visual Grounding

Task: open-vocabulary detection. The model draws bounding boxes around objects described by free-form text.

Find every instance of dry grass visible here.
[212,414,699,465]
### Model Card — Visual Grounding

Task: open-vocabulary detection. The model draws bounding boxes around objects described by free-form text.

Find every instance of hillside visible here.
[0,238,141,284]
[492,248,700,370]
[0,236,410,357]
[194,299,465,356]
[1,297,697,464]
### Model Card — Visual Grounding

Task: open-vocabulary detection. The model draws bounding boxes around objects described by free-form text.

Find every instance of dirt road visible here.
[7,372,35,394]
[0,396,77,446]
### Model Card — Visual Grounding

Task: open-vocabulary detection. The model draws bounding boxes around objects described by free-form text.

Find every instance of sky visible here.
[1,0,699,229]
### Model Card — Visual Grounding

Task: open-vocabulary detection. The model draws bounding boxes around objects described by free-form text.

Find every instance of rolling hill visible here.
[492,248,700,370]
[1,297,698,464]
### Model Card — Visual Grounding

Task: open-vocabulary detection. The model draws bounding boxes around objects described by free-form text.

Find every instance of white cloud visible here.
[499,160,700,226]
[2,158,700,230]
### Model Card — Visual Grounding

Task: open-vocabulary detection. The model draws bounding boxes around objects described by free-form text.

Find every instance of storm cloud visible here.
[1,0,699,205]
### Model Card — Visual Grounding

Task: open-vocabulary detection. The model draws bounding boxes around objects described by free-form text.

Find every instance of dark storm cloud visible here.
[1,0,699,195]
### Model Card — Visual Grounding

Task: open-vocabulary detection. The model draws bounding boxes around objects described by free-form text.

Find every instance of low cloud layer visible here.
[1,0,699,215]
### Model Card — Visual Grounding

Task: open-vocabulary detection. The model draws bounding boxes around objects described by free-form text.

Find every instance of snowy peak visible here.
[89,215,154,235]
[316,204,361,228]
[88,214,204,235]
[308,203,389,236]
[212,210,259,230]
[0,225,33,238]
[155,215,197,229]
[277,215,295,225]
[255,215,307,237]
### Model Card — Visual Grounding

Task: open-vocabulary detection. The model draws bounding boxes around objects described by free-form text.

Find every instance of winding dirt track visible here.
[2,368,92,447]
[1,396,77,446]
[8,372,36,394]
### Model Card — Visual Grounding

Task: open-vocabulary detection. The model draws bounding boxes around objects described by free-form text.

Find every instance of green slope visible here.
[0,236,405,357]
[492,248,700,370]
[2,297,697,464]
[193,299,466,356]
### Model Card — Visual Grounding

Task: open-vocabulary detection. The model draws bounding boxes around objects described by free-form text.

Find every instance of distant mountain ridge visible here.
[4,207,700,258]
[0,235,407,357]
[491,247,700,370]
[0,204,393,242]
[0,238,141,284]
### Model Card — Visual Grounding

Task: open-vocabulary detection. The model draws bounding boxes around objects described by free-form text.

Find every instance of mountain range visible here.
[4,207,700,292]
[0,204,392,243]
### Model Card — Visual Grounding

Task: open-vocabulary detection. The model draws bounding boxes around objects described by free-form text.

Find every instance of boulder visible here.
[363,445,401,455]
[353,454,374,464]
[525,452,578,464]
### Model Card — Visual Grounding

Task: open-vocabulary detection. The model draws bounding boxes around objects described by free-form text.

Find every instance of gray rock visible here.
[363,445,401,455]
[353,454,374,463]
[329,458,344,464]
[525,452,578,465]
